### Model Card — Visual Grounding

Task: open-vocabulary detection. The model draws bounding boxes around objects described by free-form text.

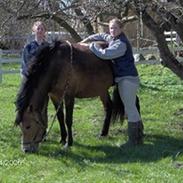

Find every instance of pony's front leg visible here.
[51,97,67,145]
[65,96,75,147]
[100,92,112,137]
[42,96,49,131]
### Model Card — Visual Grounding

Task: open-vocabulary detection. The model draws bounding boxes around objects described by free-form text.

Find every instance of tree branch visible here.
[52,13,82,41]
[74,8,94,35]
[17,12,82,42]
[97,15,138,27]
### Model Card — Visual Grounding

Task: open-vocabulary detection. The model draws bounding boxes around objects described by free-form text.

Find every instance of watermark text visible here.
[0,158,26,167]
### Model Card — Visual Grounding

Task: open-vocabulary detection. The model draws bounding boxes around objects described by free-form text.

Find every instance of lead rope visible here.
[43,40,73,141]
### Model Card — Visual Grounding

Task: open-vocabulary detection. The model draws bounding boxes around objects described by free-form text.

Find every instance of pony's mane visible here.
[15,40,67,124]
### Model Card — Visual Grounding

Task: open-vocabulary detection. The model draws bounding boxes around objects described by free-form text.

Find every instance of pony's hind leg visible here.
[65,96,75,147]
[100,92,113,137]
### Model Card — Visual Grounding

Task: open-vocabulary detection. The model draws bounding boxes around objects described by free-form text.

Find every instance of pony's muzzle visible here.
[21,143,39,153]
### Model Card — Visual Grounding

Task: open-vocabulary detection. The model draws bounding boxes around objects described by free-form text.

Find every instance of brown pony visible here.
[15,40,140,153]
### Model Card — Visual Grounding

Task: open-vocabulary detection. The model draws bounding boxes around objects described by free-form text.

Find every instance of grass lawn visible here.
[0,64,183,183]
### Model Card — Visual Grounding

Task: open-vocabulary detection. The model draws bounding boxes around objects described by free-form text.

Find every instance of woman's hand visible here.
[78,42,89,47]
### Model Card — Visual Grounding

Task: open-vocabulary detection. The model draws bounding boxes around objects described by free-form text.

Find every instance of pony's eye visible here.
[36,120,40,124]
[25,126,31,130]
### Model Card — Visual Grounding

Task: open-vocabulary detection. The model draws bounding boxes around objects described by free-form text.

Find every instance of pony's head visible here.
[15,105,47,153]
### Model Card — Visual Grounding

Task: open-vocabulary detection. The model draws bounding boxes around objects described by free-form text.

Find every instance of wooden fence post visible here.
[0,49,2,83]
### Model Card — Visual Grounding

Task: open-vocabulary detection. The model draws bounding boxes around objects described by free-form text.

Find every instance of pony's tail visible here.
[111,85,125,124]
[111,85,141,124]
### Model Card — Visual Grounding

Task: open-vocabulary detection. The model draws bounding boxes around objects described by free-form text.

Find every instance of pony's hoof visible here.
[63,144,71,151]
[99,134,108,139]
[60,140,66,146]
[100,131,108,137]
[43,137,47,142]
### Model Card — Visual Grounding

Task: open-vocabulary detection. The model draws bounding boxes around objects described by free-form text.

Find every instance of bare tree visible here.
[0,0,126,41]
[1,0,183,78]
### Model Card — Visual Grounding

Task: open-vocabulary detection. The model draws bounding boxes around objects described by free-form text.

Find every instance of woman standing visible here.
[21,21,48,77]
[20,21,49,131]
[81,18,144,146]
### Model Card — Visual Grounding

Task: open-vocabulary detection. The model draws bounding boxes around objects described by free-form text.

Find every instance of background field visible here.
[0,64,183,183]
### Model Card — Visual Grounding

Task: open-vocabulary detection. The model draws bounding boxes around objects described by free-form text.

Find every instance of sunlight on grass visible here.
[0,65,183,182]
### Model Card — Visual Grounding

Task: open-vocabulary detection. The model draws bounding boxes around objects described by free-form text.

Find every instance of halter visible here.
[21,115,47,146]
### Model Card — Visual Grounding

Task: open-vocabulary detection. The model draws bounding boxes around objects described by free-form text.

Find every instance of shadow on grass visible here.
[38,133,183,165]
[140,83,161,91]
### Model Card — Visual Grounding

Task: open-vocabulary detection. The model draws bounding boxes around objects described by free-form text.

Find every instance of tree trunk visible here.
[130,4,183,79]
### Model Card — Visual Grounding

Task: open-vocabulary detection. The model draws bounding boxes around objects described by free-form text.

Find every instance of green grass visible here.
[0,64,183,183]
